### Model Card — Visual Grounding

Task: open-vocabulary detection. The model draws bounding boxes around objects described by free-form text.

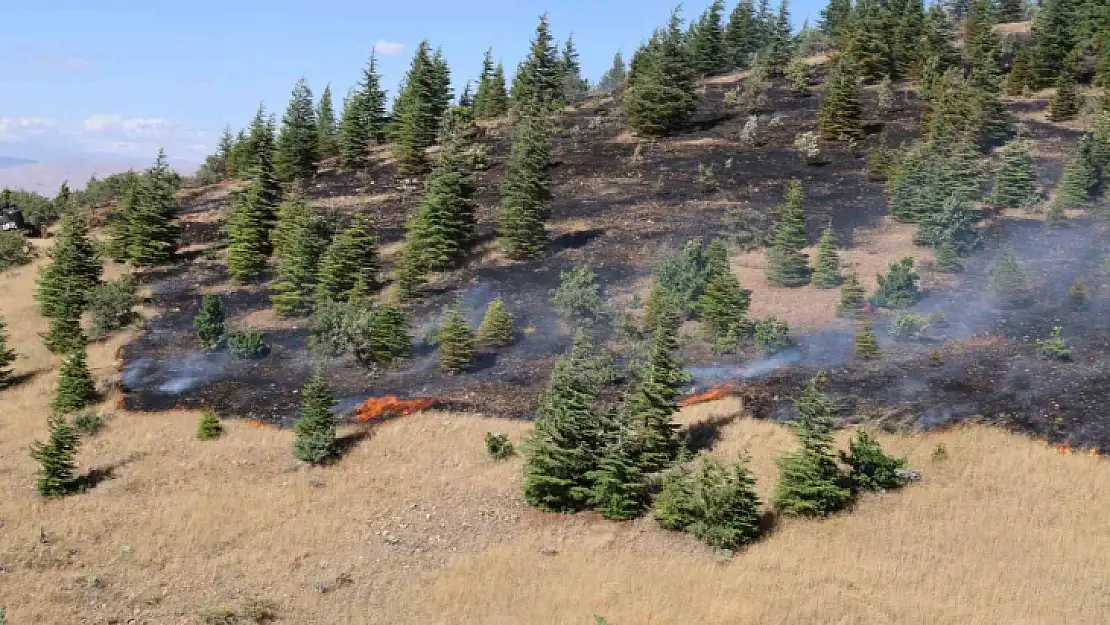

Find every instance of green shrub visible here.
[0,230,33,270]
[228,329,268,359]
[654,455,762,550]
[870,257,920,309]
[71,409,106,436]
[1037,326,1071,361]
[754,317,791,353]
[485,432,515,460]
[890,314,926,341]
[194,295,226,350]
[551,264,607,328]
[88,276,137,339]
[840,430,908,491]
[197,412,224,440]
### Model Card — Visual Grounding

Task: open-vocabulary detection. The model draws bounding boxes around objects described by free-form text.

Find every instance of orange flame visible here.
[245,419,279,430]
[1054,443,1074,455]
[680,384,737,408]
[354,395,437,423]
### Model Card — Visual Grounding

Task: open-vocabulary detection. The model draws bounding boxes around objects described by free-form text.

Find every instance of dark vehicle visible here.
[0,205,42,237]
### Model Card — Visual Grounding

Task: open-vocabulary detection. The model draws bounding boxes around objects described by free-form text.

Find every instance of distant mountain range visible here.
[0,156,200,195]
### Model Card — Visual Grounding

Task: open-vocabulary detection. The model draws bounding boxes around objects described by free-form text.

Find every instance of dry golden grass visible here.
[733,217,937,329]
[3,247,1110,624]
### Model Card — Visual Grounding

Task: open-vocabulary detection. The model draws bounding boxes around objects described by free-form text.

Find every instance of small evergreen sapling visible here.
[0,316,17,386]
[292,369,337,465]
[935,239,962,273]
[485,432,515,460]
[765,181,811,287]
[587,439,648,520]
[476,298,516,347]
[1047,71,1080,122]
[991,138,1038,208]
[197,412,224,441]
[437,305,475,374]
[52,345,96,416]
[840,430,908,491]
[811,225,842,288]
[698,271,751,341]
[853,319,882,360]
[989,244,1032,308]
[1037,326,1071,361]
[870,257,920,309]
[837,274,866,314]
[773,379,854,517]
[30,415,81,497]
[1068,277,1088,310]
[653,454,762,550]
[194,295,226,350]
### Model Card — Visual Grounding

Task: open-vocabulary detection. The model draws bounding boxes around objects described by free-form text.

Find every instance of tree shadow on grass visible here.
[334,428,373,460]
[679,413,739,455]
[74,453,143,493]
[2,368,44,390]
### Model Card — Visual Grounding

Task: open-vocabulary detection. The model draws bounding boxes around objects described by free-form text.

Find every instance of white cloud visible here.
[372,40,405,56]
[0,117,57,143]
[14,44,91,71]
[83,114,170,136]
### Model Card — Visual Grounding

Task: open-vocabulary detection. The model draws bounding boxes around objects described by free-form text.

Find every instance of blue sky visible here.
[0,0,822,164]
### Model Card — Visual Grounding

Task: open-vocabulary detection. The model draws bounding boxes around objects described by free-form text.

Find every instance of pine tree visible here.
[587,438,648,520]
[481,63,510,118]
[127,149,181,266]
[196,411,223,441]
[624,9,699,136]
[511,14,565,114]
[765,181,811,287]
[964,0,1000,73]
[1054,137,1098,209]
[36,199,100,319]
[996,0,1025,22]
[52,345,95,416]
[0,316,15,386]
[812,225,842,288]
[837,274,866,313]
[476,298,516,347]
[656,455,763,549]
[623,310,688,474]
[989,244,1032,307]
[29,415,80,497]
[316,215,379,302]
[1005,46,1036,96]
[773,380,854,517]
[338,52,387,169]
[764,0,794,75]
[871,256,920,308]
[194,294,226,349]
[270,207,329,317]
[292,369,337,465]
[1048,70,1080,122]
[216,126,235,178]
[688,0,727,75]
[438,304,475,374]
[523,331,611,512]
[818,55,863,141]
[560,36,590,102]
[105,173,140,262]
[992,138,1038,208]
[892,0,926,79]
[402,125,477,270]
[276,78,319,184]
[316,84,339,159]
[820,0,853,40]
[840,430,908,491]
[698,270,752,340]
[847,0,895,82]
[853,319,882,359]
[497,112,552,259]
[225,181,271,282]
[392,41,449,173]
[725,0,759,67]
[392,248,427,302]
[1033,0,1079,86]
[1092,113,1110,176]
[598,52,629,92]
[889,144,930,221]
[472,49,499,118]
[244,105,282,217]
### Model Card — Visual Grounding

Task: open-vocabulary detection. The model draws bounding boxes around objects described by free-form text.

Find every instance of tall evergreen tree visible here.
[698,270,752,340]
[853,319,882,359]
[523,331,611,512]
[765,181,811,287]
[846,0,894,82]
[292,369,337,465]
[764,0,794,75]
[818,55,863,141]
[598,52,629,92]
[624,9,699,136]
[52,344,95,416]
[402,124,478,270]
[476,298,516,347]
[276,78,319,184]
[820,0,854,40]
[392,41,449,173]
[36,203,100,354]
[688,0,728,75]
[992,137,1038,208]
[560,36,590,102]
[316,215,380,302]
[127,149,181,266]
[216,125,235,178]
[892,0,926,78]
[587,436,649,520]
[1005,46,1036,96]
[194,294,226,350]
[316,84,339,159]
[244,105,282,214]
[483,63,510,118]
[1033,0,1079,86]
[498,111,552,259]
[225,181,272,282]
[812,225,842,288]
[1048,69,1081,122]
[996,0,1025,22]
[105,173,140,262]
[30,415,80,497]
[725,0,760,67]
[0,316,16,386]
[270,206,330,317]
[772,380,854,517]
[623,309,688,474]
[511,14,565,113]
[1053,136,1099,208]
[472,49,499,118]
[339,52,388,170]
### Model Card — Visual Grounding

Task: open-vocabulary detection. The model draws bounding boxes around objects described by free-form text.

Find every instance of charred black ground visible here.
[118,68,1110,451]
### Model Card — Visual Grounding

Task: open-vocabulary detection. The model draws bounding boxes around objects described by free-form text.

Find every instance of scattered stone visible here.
[713,548,734,564]
[895,468,922,483]
[538,546,559,556]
